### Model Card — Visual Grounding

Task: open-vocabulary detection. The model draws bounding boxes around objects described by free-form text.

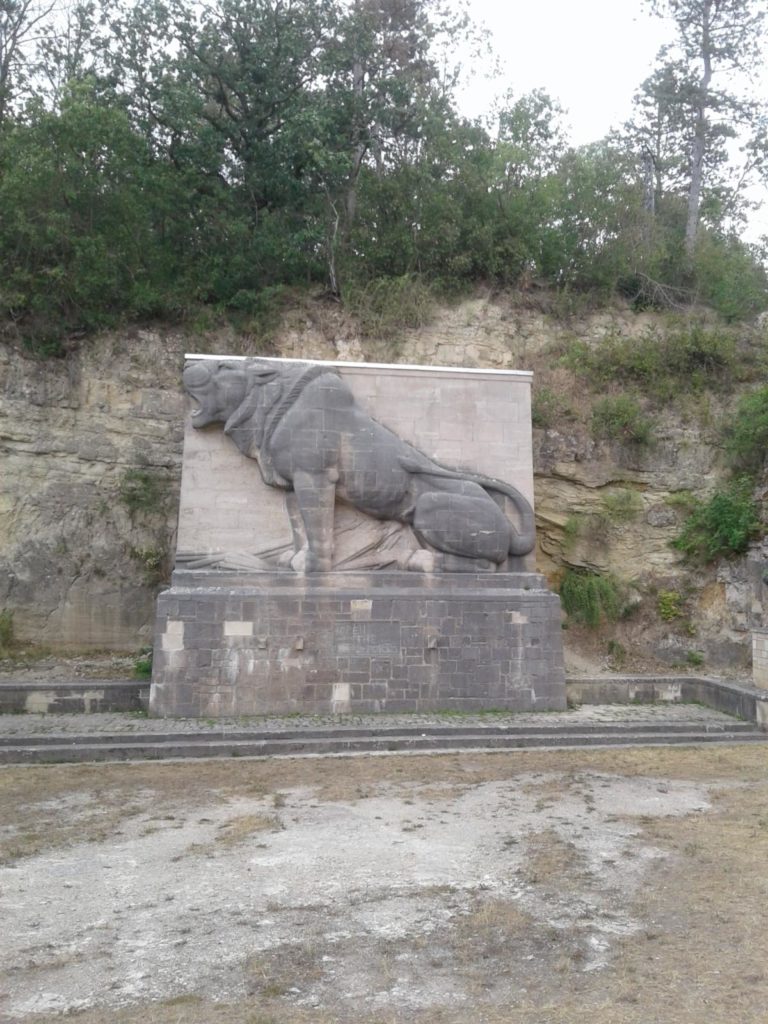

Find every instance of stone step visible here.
[2,726,765,764]
[0,718,758,749]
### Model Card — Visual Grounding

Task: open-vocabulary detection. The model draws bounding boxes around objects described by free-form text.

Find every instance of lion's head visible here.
[183,359,281,431]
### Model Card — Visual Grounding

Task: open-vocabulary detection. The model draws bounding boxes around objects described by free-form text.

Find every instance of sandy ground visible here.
[1,746,767,1024]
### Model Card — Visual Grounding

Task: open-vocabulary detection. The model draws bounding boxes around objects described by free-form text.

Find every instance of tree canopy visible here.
[0,0,766,352]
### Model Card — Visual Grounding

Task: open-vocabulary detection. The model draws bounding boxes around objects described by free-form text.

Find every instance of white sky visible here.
[457,0,668,144]
[453,0,768,243]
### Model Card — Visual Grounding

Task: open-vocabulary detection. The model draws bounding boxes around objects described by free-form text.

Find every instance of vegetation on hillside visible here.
[0,0,767,352]
[669,384,768,564]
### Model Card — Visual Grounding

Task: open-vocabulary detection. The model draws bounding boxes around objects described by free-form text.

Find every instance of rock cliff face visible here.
[0,331,185,649]
[0,295,763,669]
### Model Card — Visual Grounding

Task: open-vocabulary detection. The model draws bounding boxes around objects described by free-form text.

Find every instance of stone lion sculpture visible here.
[183,358,536,573]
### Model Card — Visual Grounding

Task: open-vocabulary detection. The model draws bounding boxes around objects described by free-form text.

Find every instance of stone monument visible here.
[149,356,566,716]
[750,560,768,689]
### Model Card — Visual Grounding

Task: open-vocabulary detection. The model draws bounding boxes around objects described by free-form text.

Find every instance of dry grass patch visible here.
[520,828,588,887]
[216,812,283,846]
[9,744,768,1024]
[182,812,283,858]
[7,745,768,1024]
[2,746,766,866]
[0,762,274,864]
[247,942,326,999]
[449,897,538,962]
[519,774,569,807]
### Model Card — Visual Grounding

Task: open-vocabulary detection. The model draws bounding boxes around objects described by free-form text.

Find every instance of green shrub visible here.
[725,387,768,478]
[591,395,653,445]
[657,590,683,621]
[601,488,643,522]
[563,324,737,402]
[134,647,153,679]
[607,638,627,668]
[129,546,168,586]
[664,490,697,510]
[671,479,761,563]
[343,274,436,340]
[119,470,166,518]
[693,232,768,322]
[531,386,560,429]
[226,284,286,345]
[559,570,623,628]
[561,516,582,552]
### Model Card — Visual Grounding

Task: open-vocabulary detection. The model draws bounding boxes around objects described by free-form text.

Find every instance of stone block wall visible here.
[752,628,768,689]
[177,357,535,569]
[150,571,565,717]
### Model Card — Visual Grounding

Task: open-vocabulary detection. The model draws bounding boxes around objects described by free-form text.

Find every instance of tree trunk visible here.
[685,128,706,258]
[345,57,365,230]
[685,0,713,261]
[642,150,656,215]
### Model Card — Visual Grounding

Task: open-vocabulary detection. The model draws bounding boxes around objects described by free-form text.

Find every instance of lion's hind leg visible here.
[411,490,511,565]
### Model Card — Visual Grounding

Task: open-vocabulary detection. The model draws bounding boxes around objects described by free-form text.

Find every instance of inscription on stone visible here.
[334,621,402,658]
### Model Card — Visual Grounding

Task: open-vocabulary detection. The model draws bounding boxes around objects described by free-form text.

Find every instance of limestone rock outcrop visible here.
[0,295,760,669]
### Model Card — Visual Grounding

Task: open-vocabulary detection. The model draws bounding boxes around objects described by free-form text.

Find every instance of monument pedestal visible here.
[752,627,768,689]
[149,570,566,717]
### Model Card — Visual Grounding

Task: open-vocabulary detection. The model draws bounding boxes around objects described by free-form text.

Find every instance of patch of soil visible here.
[2,748,767,1023]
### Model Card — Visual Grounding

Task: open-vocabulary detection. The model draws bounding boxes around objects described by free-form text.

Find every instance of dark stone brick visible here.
[349,658,372,672]
[150,571,566,717]
[361,684,389,701]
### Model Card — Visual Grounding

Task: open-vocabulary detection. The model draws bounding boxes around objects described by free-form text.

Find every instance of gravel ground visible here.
[3,745,767,1024]
[0,758,712,1018]
[0,702,742,737]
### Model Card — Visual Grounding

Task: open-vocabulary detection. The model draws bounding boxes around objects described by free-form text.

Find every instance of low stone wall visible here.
[0,680,148,714]
[149,571,566,717]
[567,674,768,729]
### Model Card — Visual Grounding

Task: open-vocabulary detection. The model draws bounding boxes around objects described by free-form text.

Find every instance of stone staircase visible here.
[1,713,765,764]
[1,671,767,763]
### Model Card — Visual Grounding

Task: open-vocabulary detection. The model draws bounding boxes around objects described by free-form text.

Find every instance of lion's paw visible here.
[290,550,331,573]
[405,549,440,573]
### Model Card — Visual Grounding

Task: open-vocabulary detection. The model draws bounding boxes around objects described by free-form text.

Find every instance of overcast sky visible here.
[454,0,768,242]
[457,0,669,142]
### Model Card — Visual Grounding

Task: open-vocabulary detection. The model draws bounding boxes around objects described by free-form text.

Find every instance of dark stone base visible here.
[0,680,148,714]
[149,571,566,717]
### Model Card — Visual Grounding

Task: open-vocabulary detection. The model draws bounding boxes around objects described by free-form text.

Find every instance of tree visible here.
[97,0,337,299]
[318,0,465,292]
[628,62,696,215]
[0,0,54,124]
[34,1,102,104]
[545,142,647,293]
[0,79,173,344]
[464,90,568,284]
[644,0,766,258]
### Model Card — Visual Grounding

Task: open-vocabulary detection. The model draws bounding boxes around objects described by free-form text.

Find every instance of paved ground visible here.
[0,702,742,738]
